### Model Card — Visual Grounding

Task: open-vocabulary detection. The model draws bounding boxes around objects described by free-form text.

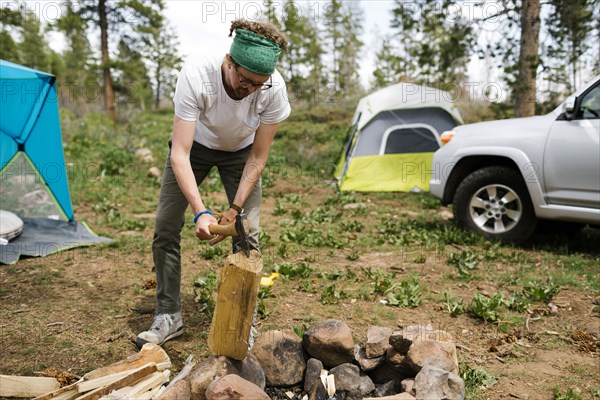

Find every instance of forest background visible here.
[1,0,599,123]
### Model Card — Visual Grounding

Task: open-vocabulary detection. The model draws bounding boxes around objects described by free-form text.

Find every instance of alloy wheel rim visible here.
[469,184,522,234]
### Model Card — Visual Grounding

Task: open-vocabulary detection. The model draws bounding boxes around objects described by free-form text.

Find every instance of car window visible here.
[577,84,600,119]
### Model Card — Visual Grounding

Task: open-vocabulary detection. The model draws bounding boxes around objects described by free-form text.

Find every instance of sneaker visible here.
[136,312,183,348]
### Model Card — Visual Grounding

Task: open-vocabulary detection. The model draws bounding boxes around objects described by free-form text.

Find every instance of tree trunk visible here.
[154,62,161,110]
[515,0,540,117]
[99,0,116,122]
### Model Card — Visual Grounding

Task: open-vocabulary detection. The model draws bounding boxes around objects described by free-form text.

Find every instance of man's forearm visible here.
[171,152,206,214]
[232,158,266,209]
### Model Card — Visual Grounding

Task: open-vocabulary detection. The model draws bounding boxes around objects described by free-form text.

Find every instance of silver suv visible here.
[430,76,600,242]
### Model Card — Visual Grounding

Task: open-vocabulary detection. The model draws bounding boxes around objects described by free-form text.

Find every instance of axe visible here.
[208,213,251,256]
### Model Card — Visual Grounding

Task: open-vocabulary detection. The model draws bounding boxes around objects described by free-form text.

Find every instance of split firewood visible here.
[122,370,169,398]
[33,379,83,400]
[0,375,60,398]
[82,343,170,381]
[77,362,159,393]
[74,363,157,400]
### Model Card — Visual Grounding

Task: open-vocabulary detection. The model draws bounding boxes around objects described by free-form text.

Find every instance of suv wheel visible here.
[453,166,536,242]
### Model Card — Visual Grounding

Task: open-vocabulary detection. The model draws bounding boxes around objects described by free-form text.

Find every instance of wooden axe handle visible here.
[208,223,239,237]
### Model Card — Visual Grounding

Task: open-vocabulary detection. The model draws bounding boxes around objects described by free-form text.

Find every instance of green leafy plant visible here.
[447,250,479,280]
[341,220,364,233]
[553,388,583,400]
[461,364,497,390]
[469,293,503,322]
[193,272,218,316]
[522,278,560,303]
[272,201,286,216]
[364,268,397,296]
[276,262,312,279]
[387,276,422,308]
[298,280,317,293]
[443,293,465,317]
[257,286,275,319]
[200,245,224,260]
[320,284,348,305]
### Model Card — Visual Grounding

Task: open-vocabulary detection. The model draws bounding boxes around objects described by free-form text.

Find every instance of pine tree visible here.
[322,0,343,88]
[19,12,50,71]
[545,0,596,91]
[0,7,21,62]
[336,3,364,93]
[139,21,182,109]
[76,0,164,121]
[372,37,401,89]
[113,39,153,111]
[263,0,281,27]
[55,1,97,108]
[388,0,472,87]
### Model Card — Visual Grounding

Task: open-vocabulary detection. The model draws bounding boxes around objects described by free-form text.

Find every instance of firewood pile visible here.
[0,344,181,400]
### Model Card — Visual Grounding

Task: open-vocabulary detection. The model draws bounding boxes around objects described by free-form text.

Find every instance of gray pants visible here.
[153,141,261,314]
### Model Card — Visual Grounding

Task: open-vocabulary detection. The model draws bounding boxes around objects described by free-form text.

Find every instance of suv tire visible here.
[453,166,536,242]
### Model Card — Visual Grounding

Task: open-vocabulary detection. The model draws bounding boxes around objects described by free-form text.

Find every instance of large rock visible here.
[227,353,265,389]
[365,326,392,358]
[188,355,265,399]
[406,339,458,375]
[414,363,464,400]
[155,380,191,400]
[303,320,355,368]
[188,356,230,400]
[205,375,270,400]
[412,331,459,374]
[355,345,385,372]
[389,325,434,354]
[304,358,324,394]
[373,380,400,397]
[329,363,375,399]
[251,330,306,386]
[386,347,414,376]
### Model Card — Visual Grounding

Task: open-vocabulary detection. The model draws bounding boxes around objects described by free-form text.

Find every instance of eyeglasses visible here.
[234,67,272,91]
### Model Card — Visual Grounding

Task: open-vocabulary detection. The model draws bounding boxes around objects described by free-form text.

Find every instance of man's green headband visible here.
[230,29,282,75]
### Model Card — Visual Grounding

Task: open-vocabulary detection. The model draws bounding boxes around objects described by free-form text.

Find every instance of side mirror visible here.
[563,96,576,119]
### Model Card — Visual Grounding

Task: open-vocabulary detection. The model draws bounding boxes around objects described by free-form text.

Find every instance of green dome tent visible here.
[0,59,110,264]
[335,83,463,192]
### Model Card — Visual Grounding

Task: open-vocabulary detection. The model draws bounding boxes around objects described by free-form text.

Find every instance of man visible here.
[136,19,290,348]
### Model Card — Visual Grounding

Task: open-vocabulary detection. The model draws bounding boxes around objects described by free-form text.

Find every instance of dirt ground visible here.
[0,178,598,400]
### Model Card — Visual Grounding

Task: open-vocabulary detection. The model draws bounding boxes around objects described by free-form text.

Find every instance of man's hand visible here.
[195,213,219,240]
[209,208,239,246]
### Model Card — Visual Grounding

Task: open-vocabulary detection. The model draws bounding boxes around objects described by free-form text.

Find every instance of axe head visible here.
[235,213,251,257]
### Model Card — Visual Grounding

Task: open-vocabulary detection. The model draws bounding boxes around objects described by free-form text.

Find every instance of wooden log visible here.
[74,363,157,400]
[82,343,170,381]
[33,379,82,400]
[207,250,263,360]
[0,375,60,397]
[123,370,169,398]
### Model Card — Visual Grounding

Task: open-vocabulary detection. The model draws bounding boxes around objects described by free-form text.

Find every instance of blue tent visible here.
[1,60,110,264]
[1,59,73,220]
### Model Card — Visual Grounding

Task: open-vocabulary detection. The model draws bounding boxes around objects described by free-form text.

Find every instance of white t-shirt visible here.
[173,52,291,152]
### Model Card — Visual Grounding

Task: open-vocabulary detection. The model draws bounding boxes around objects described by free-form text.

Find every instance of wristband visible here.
[193,210,212,223]
[230,203,243,214]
